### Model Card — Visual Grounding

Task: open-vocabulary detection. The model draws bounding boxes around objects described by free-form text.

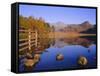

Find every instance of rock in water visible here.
[26,53,33,59]
[34,54,41,62]
[78,56,88,66]
[24,59,35,67]
[56,54,64,61]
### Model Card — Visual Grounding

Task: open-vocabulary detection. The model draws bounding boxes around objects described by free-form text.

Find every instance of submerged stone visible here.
[24,59,35,67]
[56,54,64,61]
[78,56,88,66]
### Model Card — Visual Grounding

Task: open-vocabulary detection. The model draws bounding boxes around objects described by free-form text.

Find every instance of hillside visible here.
[50,21,95,34]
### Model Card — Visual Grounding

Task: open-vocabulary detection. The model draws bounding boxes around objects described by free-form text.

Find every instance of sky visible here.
[19,4,96,25]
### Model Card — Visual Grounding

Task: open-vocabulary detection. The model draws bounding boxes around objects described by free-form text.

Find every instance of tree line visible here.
[19,15,55,38]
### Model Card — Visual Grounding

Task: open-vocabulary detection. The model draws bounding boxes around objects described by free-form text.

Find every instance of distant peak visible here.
[81,21,91,25]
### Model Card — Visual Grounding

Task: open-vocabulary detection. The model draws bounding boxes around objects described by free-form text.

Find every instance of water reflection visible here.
[53,37,93,48]
[19,36,96,72]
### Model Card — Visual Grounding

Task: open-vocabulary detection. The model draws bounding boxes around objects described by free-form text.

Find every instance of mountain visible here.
[49,21,95,34]
[50,22,67,31]
[79,21,93,31]
[51,21,93,32]
[80,25,96,34]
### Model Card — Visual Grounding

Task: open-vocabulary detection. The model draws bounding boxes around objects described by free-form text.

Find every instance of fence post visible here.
[35,29,38,47]
[28,29,31,51]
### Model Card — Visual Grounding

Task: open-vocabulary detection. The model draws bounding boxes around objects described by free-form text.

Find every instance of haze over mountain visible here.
[50,21,95,33]
[51,21,67,31]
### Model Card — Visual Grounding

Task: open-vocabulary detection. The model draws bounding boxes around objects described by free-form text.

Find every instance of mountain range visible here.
[50,21,96,34]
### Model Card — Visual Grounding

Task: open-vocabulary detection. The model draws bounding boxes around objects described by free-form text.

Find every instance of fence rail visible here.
[19,29,38,52]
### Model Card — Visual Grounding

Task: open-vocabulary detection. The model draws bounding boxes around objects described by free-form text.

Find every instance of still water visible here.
[19,36,97,72]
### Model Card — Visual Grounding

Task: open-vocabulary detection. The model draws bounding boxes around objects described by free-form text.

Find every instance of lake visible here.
[19,36,97,72]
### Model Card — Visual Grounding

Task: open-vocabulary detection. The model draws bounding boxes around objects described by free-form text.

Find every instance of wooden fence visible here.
[19,29,38,53]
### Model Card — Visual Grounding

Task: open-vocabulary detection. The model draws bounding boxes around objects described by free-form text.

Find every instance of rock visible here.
[56,54,64,61]
[24,59,37,71]
[24,59,35,67]
[26,53,33,59]
[78,56,88,66]
[34,54,41,62]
